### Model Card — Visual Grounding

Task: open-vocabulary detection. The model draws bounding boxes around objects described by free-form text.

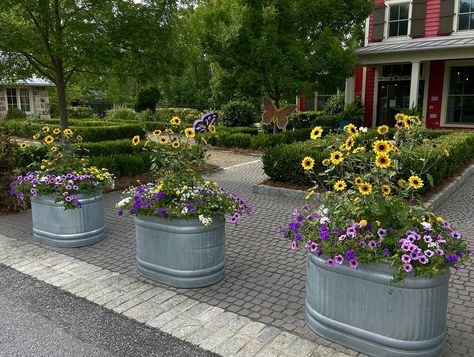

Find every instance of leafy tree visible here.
[0,0,177,129]
[196,0,373,107]
[135,87,160,112]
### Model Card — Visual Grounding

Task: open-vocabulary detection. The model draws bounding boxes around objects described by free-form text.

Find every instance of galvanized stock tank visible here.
[31,193,105,248]
[306,253,449,357]
[134,215,225,288]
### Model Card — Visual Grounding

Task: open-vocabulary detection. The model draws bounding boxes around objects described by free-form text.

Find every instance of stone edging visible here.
[0,234,349,357]
[254,163,474,210]
[426,163,474,211]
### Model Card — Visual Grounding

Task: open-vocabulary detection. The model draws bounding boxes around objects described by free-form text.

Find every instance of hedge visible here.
[89,152,151,177]
[262,130,474,193]
[287,111,338,129]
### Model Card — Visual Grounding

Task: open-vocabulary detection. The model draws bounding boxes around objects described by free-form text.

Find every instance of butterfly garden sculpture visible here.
[193,112,218,133]
[262,96,297,132]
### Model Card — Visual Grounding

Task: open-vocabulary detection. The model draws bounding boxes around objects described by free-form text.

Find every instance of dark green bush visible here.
[220,99,258,127]
[78,139,144,157]
[105,108,137,121]
[5,107,27,120]
[89,152,151,177]
[135,87,160,113]
[219,133,252,148]
[0,131,22,210]
[77,125,145,142]
[287,111,338,129]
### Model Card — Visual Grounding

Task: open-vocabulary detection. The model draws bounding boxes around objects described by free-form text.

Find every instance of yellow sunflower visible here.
[63,128,73,136]
[131,135,140,146]
[50,146,58,152]
[410,116,422,126]
[353,146,365,154]
[344,124,359,137]
[301,156,315,171]
[393,146,401,155]
[360,219,368,227]
[354,177,363,185]
[330,151,344,165]
[172,141,181,149]
[53,128,61,135]
[208,125,216,134]
[373,140,391,155]
[381,184,391,196]
[41,126,49,132]
[19,143,28,149]
[375,153,391,169]
[153,129,162,136]
[310,126,323,140]
[358,182,373,195]
[408,175,424,189]
[377,125,389,135]
[44,135,54,144]
[33,134,40,140]
[334,180,347,192]
[184,128,195,138]
[76,135,83,142]
[170,116,181,125]
[322,159,331,167]
[343,136,355,151]
[159,136,169,145]
[398,179,406,187]
[443,149,449,157]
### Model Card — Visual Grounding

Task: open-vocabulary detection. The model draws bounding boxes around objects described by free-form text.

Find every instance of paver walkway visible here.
[0,160,473,356]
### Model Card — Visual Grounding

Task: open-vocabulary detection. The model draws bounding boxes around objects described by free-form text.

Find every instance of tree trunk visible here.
[55,64,69,130]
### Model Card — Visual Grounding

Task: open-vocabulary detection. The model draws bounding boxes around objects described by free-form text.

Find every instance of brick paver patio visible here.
[1,160,473,356]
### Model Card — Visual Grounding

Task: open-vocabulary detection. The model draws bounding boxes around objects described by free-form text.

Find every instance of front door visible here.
[377,80,411,126]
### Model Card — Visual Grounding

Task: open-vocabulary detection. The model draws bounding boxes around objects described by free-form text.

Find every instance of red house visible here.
[346,0,474,129]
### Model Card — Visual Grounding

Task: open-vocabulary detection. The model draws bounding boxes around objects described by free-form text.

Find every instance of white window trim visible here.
[383,0,412,41]
[441,59,474,127]
[452,0,474,36]
[3,87,34,115]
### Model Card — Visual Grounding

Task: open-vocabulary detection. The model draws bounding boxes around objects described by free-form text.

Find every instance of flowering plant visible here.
[10,127,113,209]
[116,117,253,224]
[282,114,471,281]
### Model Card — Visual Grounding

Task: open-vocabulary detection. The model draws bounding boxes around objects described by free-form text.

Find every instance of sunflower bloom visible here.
[344,124,359,137]
[159,136,169,145]
[131,135,140,146]
[310,126,323,140]
[185,128,195,138]
[408,176,424,189]
[172,141,181,149]
[375,154,391,169]
[63,128,73,136]
[381,184,391,196]
[170,116,181,125]
[344,137,354,151]
[33,134,40,140]
[322,159,331,166]
[53,128,61,135]
[19,143,28,149]
[42,126,49,132]
[330,151,344,165]
[355,177,363,185]
[373,140,391,155]
[50,146,58,152]
[334,180,347,192]
[353,146,365,154]
[153,129,162,136]
[358,182,373,195]
[377,125,389,135]
[398,179,406,187]
[76,135,83,142]
[44,135,54,144]
[302,157,315,171]
[208,125,216,134]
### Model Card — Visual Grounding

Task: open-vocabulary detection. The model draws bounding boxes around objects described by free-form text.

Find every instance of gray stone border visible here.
[0,233,349,357]
[426,163,474,211]
[252,184,317,201]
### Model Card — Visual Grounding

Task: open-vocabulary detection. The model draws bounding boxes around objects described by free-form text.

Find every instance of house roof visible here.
[356,36,474,65]
[1,76,53,87]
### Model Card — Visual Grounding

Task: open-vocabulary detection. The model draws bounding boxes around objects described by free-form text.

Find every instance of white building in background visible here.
[0,76,52,119]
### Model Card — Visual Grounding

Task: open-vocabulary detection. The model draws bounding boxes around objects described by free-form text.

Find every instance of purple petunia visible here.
[435,248,445,256]
[368,240,377,248]
[349,259,359,269]
[377,228,387,238]
[294,232,303,241]
[446,255,458,264]
[424,250,434,258]
[338,234,346,241]
[16,193,24,200]
[418,255,429,265]
[423,235,432,243]
[325,258,335,267]
[30,188,37,197]
[401,254,411,263]
[310,242,318,252]
[290,241,298,250]
[288,221,301,232]
[451,231,461,239]
[156,207,168,218]
[116,210,124,216]
[335,255,344,265]
[346,250,356,260]
[403,263,413,272]
[346,226,357,238]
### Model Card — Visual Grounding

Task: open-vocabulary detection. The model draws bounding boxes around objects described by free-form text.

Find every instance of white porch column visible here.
[295,95,300,111]
[409,61,421,108]
[345,76,355,104]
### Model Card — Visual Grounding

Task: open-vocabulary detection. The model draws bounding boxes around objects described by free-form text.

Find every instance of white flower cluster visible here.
[116,197,132,208]
[198,215,213,226]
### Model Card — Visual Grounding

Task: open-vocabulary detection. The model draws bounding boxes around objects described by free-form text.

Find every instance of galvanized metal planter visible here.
[134,215,225,288]
[31,193,105,248]
[306,253,450,357]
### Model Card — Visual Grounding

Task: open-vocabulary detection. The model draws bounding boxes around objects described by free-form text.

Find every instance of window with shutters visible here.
[388,2,410,37]
[458,0,474,30]
[446,66,474,124]
[6,88,18,110]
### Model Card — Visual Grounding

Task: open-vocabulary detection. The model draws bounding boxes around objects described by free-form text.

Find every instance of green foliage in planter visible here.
[5,107,27,120]
[67,106,95,119]
[0,131,23,210]
[220,99,258,127]
[287,111,337,129]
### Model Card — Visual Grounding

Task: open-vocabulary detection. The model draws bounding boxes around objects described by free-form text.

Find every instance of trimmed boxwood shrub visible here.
[220,100,258,127]
[219,133,252,148]
[287,111,338,129]
[263,131,474,190]
[89,152,151,177]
